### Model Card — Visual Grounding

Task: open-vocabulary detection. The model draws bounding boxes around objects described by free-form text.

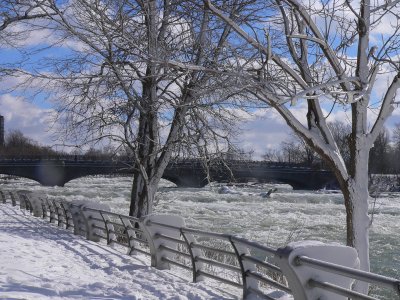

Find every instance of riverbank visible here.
[0,204,240,299]
[369,174,400,193]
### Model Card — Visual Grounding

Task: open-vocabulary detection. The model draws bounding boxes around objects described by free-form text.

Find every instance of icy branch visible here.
[371,0,400,12]
[369,73,400,143]
[290,78,364,105]
[287,34,329,49]
[206,0,309,89]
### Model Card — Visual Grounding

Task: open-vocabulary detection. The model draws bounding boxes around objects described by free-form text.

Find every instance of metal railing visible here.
[295,256,400,299]
[0,188,399,300]
[143,218,289,299]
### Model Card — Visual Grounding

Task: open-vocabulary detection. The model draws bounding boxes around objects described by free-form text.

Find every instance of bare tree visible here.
[369,127,391,174]
[262,148,285,162]
[0,129,57,156]
[393,123,400,173]
[393,123,400,148]
[14,0,253,218]
[327,120,352,167]
[205,0,400,290]
[0,0,53,77]
[282,133,319,165]
[0,1,51,33]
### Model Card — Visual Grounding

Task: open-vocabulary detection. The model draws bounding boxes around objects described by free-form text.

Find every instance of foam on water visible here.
[1,175,399,287]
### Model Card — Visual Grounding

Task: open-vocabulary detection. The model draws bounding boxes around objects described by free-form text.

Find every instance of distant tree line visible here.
[263,122,400,174]
[0,130,123,159]
[2,126,399,175]
[0,130,58,157]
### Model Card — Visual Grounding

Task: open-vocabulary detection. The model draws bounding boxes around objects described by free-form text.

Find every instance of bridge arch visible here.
[0,170,43,185]
[0,159,338,190]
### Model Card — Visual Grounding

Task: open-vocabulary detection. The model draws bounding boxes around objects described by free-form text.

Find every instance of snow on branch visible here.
[286,34,329,49]
[290,77,365,105]
[371,0,400,12]
[205,0,309,89]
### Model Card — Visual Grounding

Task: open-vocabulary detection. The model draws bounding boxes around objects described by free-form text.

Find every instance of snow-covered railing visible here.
[294,255,400,299]
[143,216,291,299]
[78,206,151,257]
[1,189,399,300]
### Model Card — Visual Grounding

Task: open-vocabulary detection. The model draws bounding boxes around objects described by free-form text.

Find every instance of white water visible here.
[1,175,399,295]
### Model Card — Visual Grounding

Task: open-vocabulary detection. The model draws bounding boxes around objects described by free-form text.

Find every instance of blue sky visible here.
[0,9,399,158]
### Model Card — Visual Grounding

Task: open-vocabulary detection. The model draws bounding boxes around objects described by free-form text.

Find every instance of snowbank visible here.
[0,205,239,299]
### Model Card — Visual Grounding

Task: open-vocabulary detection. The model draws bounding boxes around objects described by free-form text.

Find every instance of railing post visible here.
[69,203,90,238]
[140,215,185,270]
[40,197,49,219]
[17,192,33,213]
[69,201,115,243]
[120,216,138,256]
[51,199,64,226]
[60,201,74,229]
[98,211,116,246]
[0,189,6,204]
[180,229,204,283]
[26,193,47,218]
[9,191,17,206]
[15,191,26,210]
[274,241,359,300]
[46,198,57,222]
[229,238,260,300]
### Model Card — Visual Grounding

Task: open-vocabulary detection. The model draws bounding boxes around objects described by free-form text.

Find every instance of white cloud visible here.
[371,12,399,37]
[237,108,292,159]
[0,94,55,146]
[236,97,400,160]
[0,19,87,53]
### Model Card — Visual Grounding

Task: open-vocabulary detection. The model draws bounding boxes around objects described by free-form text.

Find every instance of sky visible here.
[0,3,399,159]
[0,91,399,158]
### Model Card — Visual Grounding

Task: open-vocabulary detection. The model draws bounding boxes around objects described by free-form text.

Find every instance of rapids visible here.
[1,175,399,297]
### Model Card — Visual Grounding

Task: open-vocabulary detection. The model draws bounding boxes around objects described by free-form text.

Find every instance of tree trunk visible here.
[128,0,160,219]
[129,167,158,218]
[128,107,158,218]
[342,146,371,294]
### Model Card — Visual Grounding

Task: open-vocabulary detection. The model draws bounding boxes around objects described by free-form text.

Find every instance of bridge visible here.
[0,157,338,190]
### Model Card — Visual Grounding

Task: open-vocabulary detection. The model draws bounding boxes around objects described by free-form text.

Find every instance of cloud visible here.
[236,108,292,159]
[0,19,87,53]
[0,94,55,146]
[236,97,400,160]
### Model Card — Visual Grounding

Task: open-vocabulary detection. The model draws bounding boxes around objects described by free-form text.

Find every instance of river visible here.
[1,175,399,298]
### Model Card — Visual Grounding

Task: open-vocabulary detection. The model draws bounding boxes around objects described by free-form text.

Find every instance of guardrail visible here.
[0,189,399,299]
[0,155,319,170]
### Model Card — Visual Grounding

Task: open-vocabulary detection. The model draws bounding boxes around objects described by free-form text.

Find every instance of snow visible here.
[0,204,239,299]
[276,241,359,300]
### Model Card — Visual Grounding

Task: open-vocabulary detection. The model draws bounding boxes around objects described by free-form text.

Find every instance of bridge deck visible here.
[0,158,338,189]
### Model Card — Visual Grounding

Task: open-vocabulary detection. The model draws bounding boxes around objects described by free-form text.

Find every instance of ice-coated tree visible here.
[13,0,252,218]
[204,0,400,292]
[0,0,51,34]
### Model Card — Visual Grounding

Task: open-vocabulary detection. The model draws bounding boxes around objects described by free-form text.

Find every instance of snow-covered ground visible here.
[0,204,240,300]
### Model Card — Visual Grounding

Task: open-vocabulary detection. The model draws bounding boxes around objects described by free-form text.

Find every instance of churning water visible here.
[1,175,399,295]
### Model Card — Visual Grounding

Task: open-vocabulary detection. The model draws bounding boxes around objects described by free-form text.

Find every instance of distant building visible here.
[0,115,4,147]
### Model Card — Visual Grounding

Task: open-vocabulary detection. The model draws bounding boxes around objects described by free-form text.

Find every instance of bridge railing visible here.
[0,155,324,169]
[1,189,399,300]
[0,154,130,162]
